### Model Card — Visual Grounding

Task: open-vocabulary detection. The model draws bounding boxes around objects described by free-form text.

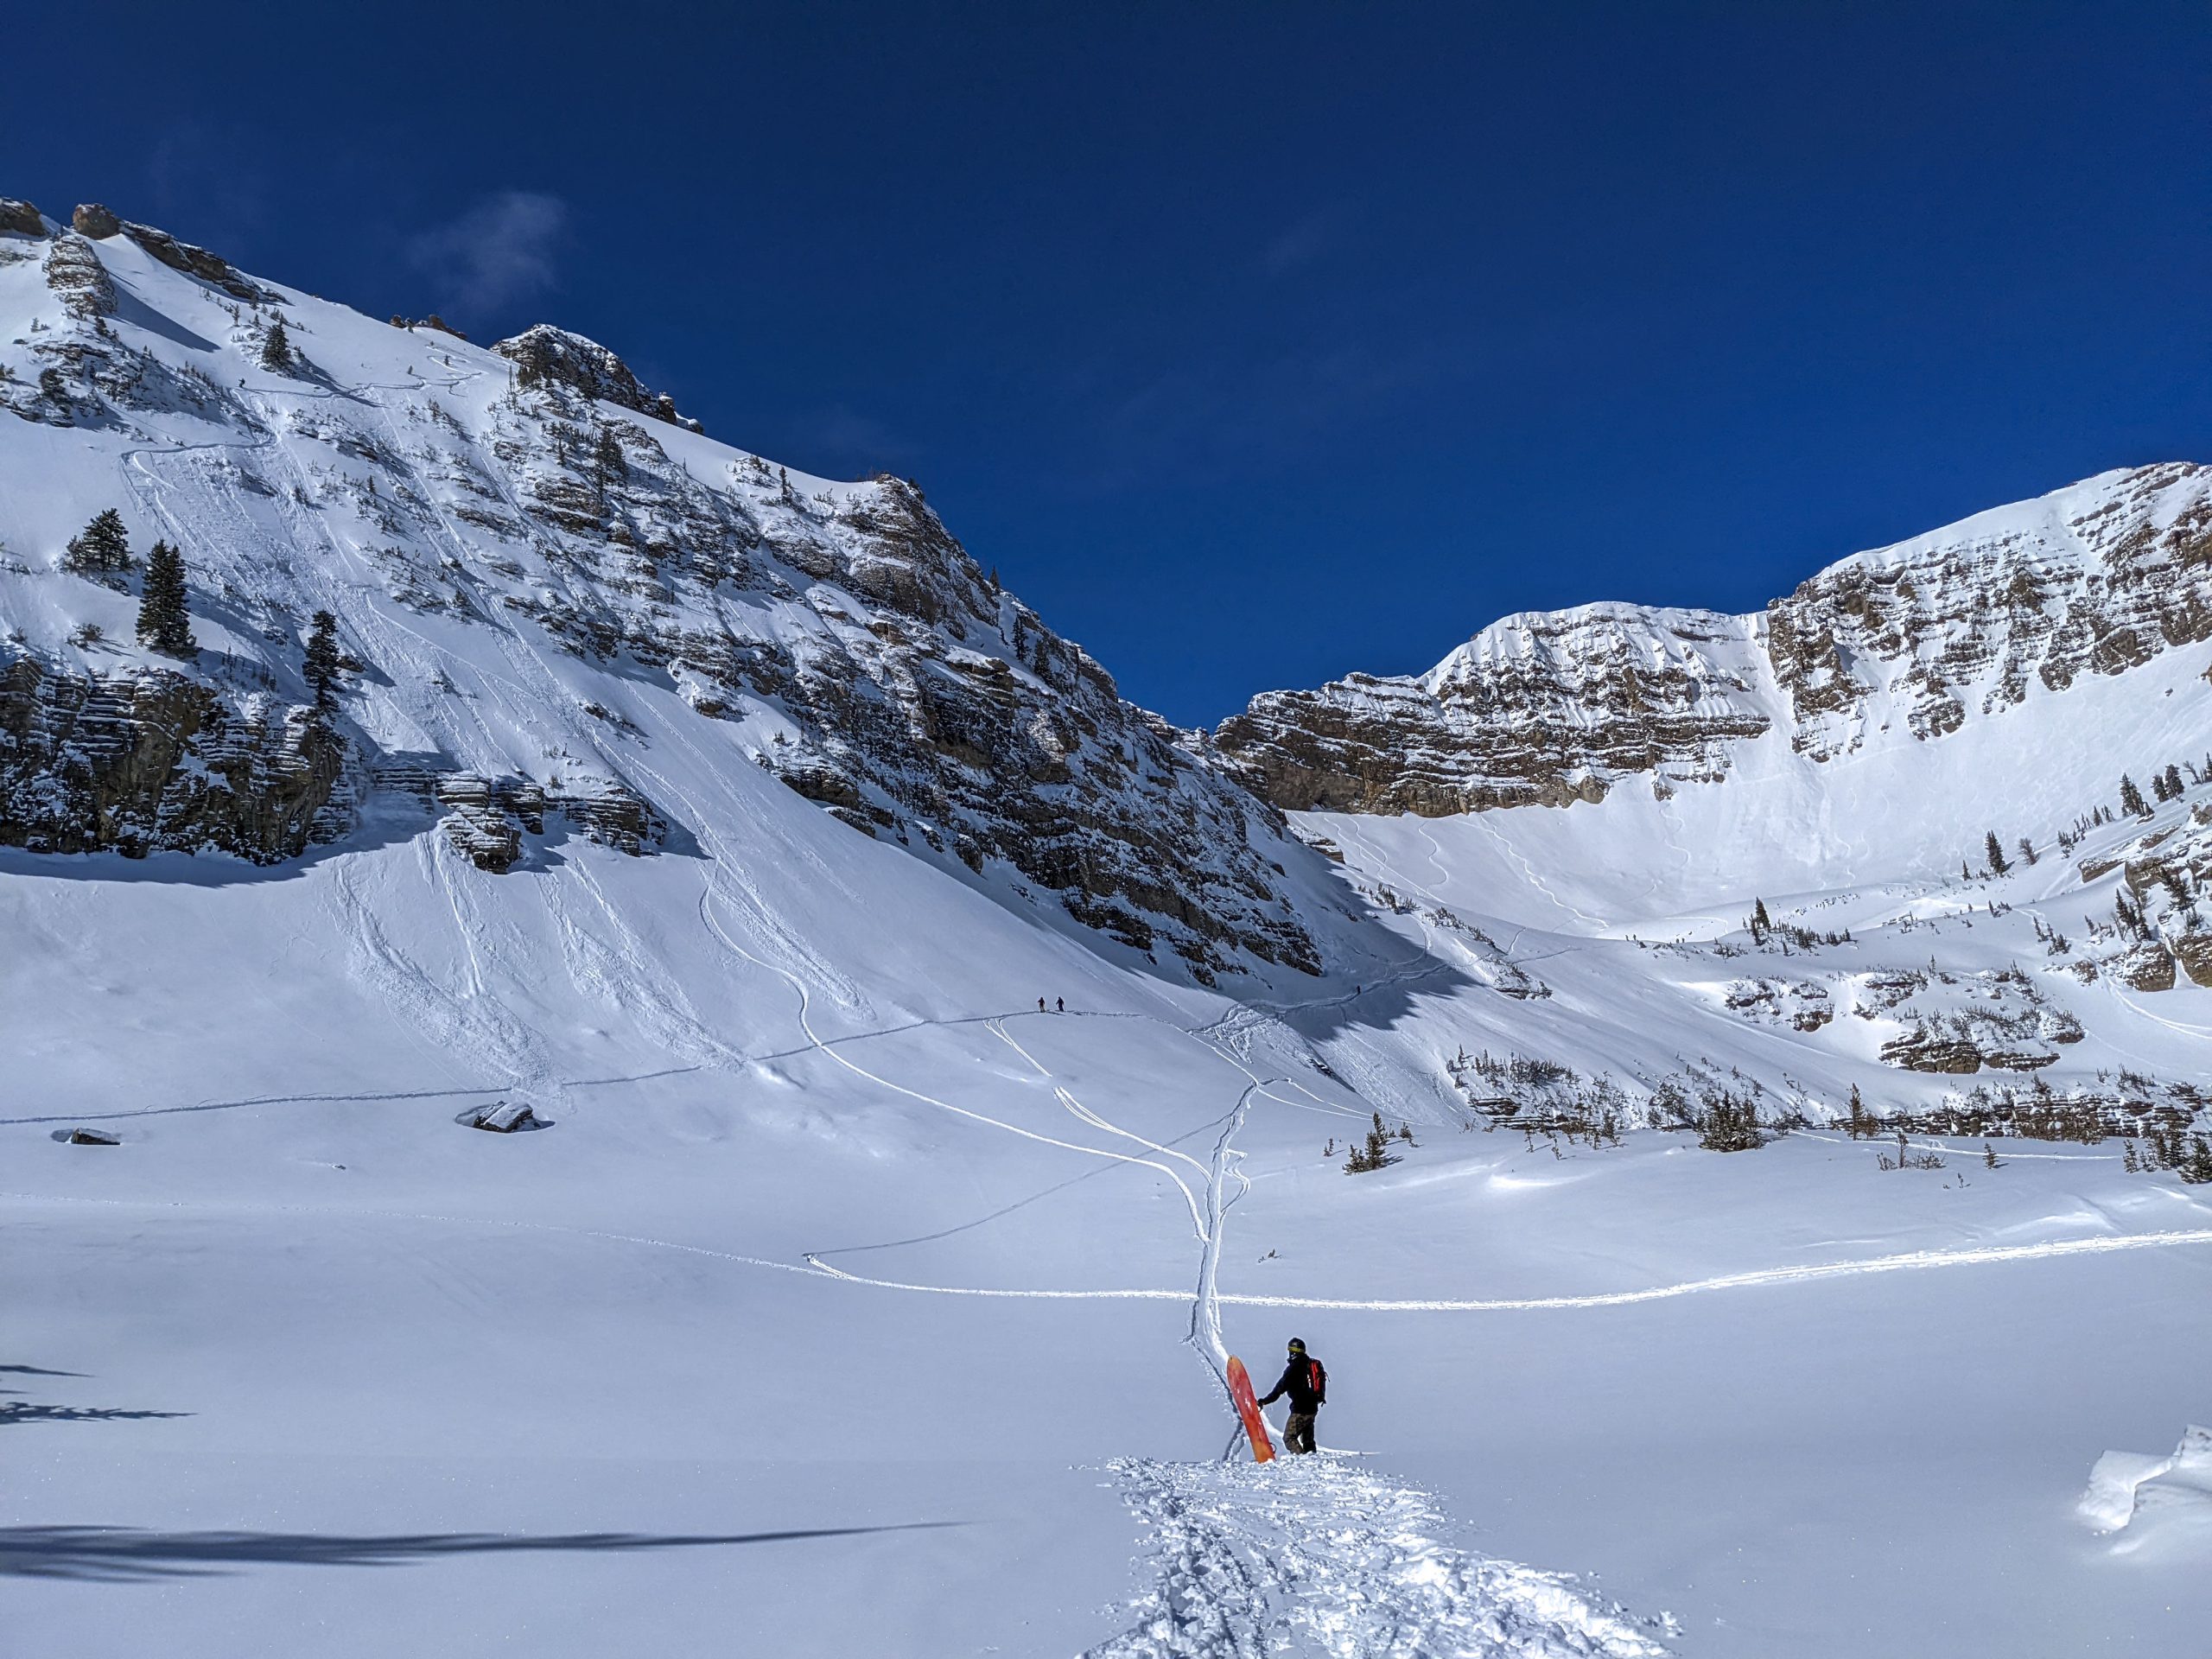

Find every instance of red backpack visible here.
[1306,1358,1327,1403]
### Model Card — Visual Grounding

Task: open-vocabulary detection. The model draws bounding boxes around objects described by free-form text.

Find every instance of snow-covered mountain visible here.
[6,200,2210,1659]
[1217,462,2212,813]
[0,198,1319,982]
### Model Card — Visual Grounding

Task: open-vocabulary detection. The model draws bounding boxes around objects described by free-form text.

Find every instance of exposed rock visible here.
[1859,966,2073,1074]
[493,325,703,433]
[2173,933,2212,989]
[0,198,46,238]
[1217,606,1767,814]
[2117,945,2177,992]
[71,202,121,238]
[117,218,272,302]
[1723,977,1835,1032]
[386,767,663,873]
[0,658,349,861]
[67,1127,121,1145]
[463,1101,543,1132]
[1879,1034,1983,1074]
[1979,1047,2061,1071]
[42,235,114,321]
[435,773,525,872]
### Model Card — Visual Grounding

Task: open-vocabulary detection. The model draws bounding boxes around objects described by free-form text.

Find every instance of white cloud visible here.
[409,191,569,316]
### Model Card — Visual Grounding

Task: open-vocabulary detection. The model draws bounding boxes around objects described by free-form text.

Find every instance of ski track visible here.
[1082,1456,1674,1659]
[748,1225,2212,1310]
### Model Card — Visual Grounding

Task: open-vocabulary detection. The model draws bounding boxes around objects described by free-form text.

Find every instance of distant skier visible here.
[1256,1337,1326,1453]
[1056,996,1065,1013]
[1038,997,1046,1013]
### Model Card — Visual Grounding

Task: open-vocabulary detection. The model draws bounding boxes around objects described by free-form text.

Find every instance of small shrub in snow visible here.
[1695,1090,1764,1152]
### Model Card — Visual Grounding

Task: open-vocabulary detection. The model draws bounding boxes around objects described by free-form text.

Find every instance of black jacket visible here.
[1259,1353,1325,1412]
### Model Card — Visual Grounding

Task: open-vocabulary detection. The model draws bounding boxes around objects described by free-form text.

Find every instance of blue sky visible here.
[12,3,2208,725]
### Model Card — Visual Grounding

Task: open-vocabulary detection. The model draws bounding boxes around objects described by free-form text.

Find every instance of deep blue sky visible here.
[13,3,2208,725]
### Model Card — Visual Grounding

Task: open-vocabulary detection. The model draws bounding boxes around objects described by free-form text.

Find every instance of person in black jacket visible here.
[1256,1337,1325,1453]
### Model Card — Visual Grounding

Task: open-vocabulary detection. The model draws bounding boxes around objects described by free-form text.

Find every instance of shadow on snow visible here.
[0,1521,968,1580]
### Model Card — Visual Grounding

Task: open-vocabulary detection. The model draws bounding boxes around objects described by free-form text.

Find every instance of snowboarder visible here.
[1256,1337,1326,1453]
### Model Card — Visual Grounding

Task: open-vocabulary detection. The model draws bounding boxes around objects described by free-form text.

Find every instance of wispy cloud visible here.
[409,191,569,316]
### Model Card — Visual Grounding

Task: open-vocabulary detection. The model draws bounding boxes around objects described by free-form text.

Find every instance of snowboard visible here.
[1226,1355,1275,1463]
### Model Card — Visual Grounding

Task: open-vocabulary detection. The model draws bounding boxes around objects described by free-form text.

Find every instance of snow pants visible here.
[1285,1411,1317,1453]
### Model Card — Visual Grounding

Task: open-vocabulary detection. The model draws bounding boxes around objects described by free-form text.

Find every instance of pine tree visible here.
[2162,764,2185,801]
[2120,773,2150,817]
[1847,1084,1866,1139]
[1344,1110,1400,1173]
[2017,837,2037,867]
[1751,898,1770,942]
[62,508,132,582]
[1985,831,2009,875]
[136,539,194,657]
[592,423,626,490]
[302,609,341,709]
[1982,1141,2000,1169]
[260,315,292,373]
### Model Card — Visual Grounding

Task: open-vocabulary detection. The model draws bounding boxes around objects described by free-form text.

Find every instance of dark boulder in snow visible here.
[67,1128,120,1145]
[70,203,122,238]
[0,198,46,238]
[461,1101,545,1133]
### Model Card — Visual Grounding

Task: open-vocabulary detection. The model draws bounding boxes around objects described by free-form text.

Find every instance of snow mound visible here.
[1086,1456,1673,1658]
[2080,1425,2212,1549]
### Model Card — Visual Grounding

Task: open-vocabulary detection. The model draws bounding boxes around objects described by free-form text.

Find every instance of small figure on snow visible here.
[1038,996,1046,1013]
[1056,996,1065,1013]
[1257,1337,1326,1454]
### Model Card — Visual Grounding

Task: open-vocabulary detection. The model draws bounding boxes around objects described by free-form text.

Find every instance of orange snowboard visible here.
[1226,1355,1275,1463]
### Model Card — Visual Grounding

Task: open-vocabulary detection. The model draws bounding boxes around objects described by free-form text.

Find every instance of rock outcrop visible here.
[492,325,702,433]
[68,201,270,301]
[1217,605,1770,813]
[0,658,348,861]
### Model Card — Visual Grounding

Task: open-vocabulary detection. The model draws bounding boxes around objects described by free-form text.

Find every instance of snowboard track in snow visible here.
[1083,1455,1674,1658]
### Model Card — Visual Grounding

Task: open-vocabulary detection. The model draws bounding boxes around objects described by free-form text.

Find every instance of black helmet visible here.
[1287,1338,1306,1354]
